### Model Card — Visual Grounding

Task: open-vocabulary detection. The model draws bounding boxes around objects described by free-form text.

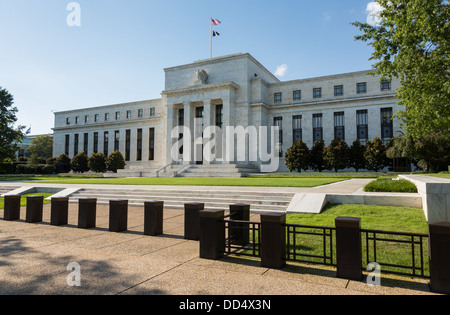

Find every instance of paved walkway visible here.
[0,203,436,295]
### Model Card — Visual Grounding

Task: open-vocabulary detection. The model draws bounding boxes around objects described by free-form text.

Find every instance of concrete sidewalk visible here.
[0,203,436,295]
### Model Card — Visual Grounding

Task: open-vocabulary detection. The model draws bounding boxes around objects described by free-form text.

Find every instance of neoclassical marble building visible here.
[53,53,403,174]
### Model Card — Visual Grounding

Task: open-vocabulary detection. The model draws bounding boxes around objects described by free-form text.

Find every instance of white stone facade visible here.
[53,53,403,172]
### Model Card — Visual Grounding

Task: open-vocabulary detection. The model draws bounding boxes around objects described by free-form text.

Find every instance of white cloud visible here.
[366,1,384,26]
[274,64,288,77]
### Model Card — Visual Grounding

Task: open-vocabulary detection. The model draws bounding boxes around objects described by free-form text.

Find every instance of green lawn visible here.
[0,193,53,209]
[423,173,450,179]
[287,203,427,233]
[0,173,104,182]
[27,177,350,188]
[285,204,429,277]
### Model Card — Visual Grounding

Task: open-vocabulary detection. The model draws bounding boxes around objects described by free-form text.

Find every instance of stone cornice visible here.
[161,81,240,96]
[52,116,162,132]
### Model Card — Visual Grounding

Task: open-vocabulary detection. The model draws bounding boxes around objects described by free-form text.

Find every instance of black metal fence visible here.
[220,216,430,279]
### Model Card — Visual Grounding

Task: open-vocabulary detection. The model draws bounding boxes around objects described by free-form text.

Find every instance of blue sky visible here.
[0,0,378,135]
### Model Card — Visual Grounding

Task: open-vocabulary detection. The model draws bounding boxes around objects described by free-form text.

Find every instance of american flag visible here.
[211,18,221,26]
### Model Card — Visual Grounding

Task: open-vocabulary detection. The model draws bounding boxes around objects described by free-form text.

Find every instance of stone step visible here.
[68,196,288,212]
[70,193,291,206]
[70,189,295,200]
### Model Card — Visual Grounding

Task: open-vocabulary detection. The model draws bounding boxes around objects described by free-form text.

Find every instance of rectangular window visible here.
[75,116,80,125]
[313,88,322,99]
[216,105,223,129]
[357,82,367,94]
[178,109,184,126]
[138,109,143,118]
[65,135,70,156]
[292,115,302,144]
[334,85,344,97]
[114,131,120,151]
[293,90,302,101]
[150,107,156,116]
[136,129,142,161]
[380,80,391,91]
[334,112,345,140]
[66,118,71,125]
[274,117,283,157]
[126,110,132,119]
[93,132,98,153]
[105,113,110,121]
[125,130,131,161]
[83,133,89,153]
[94,114,99,122]
[104,132,109,157]
[84,115,89,124]
[274,92,282,103]
[149,128,155,161]
[115,112,120,120]
[381,107,393,145]
[313,114,323,142]
[356,110,368,143]
[74,134,79,156]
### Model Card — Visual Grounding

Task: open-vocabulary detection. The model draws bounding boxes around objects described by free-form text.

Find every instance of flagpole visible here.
[210,17,212,59]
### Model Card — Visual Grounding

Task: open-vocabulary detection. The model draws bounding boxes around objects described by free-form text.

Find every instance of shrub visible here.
[324,138,349,173]
[364,137,389,172]
[285,139,310,172]
[55,154,71,174]
[0,163,16,174]
[106,150,126,173]
[349,139,367,172]
[42,165,56,174]
[363,178,418,193]
[310,140,328,172]
[71,152,90,173]
[89,153,107,173]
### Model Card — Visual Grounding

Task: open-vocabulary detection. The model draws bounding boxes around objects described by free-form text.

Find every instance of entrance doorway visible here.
[195,107,204,165]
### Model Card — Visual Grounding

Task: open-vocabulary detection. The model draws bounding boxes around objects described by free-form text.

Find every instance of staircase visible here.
[67,187,294,213]
[177,164,260,178]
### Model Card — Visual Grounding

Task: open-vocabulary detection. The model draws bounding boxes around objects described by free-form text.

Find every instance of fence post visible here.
[78,197,97,229]
[144,200,164,236]
[109,199,128,232]
[229,204,250,245]
[335,217,363,281]
[428,222,450,294]
[199,209,225,260]
[25,195,44,223]
[184,202,204,240]
[50,197,69,226]
[4,195,21,221]
[260,213,286,269]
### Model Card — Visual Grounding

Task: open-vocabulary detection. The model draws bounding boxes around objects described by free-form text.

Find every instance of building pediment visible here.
[161,81,239,97]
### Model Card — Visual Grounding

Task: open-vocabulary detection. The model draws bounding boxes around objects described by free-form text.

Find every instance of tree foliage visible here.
[364,137,389,172]
[0,87,24,161]
[284,139,310,173]
[310,140,329,172]
[89,152,107,173]
[71,151,90,173]
[348,140,367,172]
[324,138,350,173]
[106,150,126,173]
[28,135,53,163]
[55,154,71,173]
[352,0,450,139]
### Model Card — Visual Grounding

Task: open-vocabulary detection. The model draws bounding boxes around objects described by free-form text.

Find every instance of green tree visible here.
[71,151,90,173]
[89,152,107,173]
[55,154,71,173]
[364,137,388,172]
[324,138,350,173]
[284,139,310,173]
[106,150,126,173]
[388,132,450,172]
[0,87,25,161]
[349,140,367,172]
[28,135,53,163]
[352,0,450,140]
[309,140,328,172]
